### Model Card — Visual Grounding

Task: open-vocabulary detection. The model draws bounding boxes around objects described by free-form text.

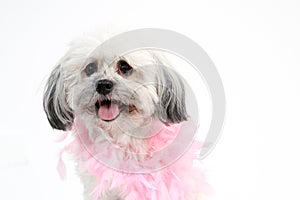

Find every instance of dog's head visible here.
[43,36,188,137]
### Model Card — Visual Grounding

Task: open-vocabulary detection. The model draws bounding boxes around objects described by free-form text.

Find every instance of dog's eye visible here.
[117,60,133,75]
[85,63,97,76]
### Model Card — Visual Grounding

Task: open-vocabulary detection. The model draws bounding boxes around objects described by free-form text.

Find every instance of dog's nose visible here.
[96,79,114,95]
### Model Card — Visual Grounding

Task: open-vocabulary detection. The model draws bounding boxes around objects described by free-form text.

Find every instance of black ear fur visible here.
[157,66,188,124]
[43,65,74,131]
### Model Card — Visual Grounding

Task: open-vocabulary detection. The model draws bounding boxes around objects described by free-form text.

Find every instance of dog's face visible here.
[43,37,187,140]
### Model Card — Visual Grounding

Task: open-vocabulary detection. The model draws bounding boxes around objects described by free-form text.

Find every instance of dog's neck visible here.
[106,120,167,152]
[73,117,181,163]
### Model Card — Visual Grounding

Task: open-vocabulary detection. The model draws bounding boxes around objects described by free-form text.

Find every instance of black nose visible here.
[96,79,114,95]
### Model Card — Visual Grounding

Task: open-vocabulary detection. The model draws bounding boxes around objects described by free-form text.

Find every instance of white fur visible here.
[43,31,188,200]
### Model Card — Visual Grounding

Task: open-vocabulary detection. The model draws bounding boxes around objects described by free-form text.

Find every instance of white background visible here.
[0,0,300,199]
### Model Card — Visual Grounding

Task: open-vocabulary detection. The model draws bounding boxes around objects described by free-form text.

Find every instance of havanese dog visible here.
[43,30,209,200]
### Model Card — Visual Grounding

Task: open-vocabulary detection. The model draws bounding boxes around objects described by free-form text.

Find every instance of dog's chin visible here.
[95,99,138,122]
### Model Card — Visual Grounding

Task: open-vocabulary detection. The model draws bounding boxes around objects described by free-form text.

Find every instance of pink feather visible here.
[58,117,211,200]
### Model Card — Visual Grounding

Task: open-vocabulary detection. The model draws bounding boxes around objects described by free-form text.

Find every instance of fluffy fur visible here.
[43,32,210,200]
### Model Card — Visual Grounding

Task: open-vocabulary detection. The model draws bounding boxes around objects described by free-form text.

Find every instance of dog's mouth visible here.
[95,99,137,122]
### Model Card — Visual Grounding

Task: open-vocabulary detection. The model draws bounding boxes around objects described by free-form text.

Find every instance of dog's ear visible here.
[43,64,74,131]
[156,65,188,124]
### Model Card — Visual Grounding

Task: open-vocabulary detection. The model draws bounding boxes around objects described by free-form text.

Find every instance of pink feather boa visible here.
[57,118,211,200]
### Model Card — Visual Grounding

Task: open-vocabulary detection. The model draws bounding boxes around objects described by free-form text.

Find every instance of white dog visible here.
[43,31,209,200]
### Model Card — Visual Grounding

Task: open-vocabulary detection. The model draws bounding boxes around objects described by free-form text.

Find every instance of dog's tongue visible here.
[98,103,120,121]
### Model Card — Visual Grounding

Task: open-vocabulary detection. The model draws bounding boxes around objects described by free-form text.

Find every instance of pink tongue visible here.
[98,103,120,121]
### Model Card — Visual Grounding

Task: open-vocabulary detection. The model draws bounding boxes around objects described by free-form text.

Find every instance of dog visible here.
[43,31,209,200]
